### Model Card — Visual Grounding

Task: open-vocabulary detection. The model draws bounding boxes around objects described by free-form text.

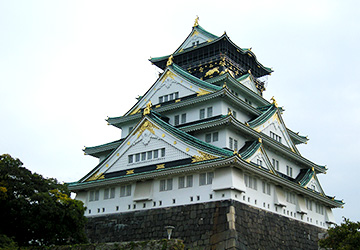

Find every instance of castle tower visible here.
[69,19,343,249]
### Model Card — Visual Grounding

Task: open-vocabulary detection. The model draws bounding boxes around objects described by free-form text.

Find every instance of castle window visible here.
[270,131,282,143]
[234,139,238,151]
[200,109,205,119]
[285,191,296,204]
[174,115,180,126]
[141,152,146,161]
[244,174,257,190]
[213,132,219,142]
[181,113,187,123]
[205,132,219,143]
[199,172,214,186]
[286,165,293,177]
[104,187,115,199]
[179,175,193,189]
[147,151,152,160]
[315,203,324,215]
[153,149,159,159]
[160,178,173,191]
[159,92,179,104]
[207,107,213,117]
[205,133,212,143]
[262,181,271,195]
[135,153,140,162]
[89,190,99,201]
[272,158,279,171]
[233,111,237,118]
[128,148,165,164]
[257,159,263,166]
[229,137,233,149]
[120,185,131,197]
[128,155,133,164]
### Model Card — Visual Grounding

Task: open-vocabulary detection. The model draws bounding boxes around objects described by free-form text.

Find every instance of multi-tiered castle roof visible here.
[69,19,343,229]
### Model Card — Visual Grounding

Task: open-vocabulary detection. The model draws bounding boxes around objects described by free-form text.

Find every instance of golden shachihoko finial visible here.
[166,55,173,67]
[193,16,199,27]
[270,96,278,107]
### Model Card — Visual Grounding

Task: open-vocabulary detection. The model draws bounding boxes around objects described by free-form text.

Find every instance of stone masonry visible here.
[85,200,325,250]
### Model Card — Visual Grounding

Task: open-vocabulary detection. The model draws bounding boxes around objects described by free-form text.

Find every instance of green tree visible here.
[0,154,88,246]
[319,218,360,250]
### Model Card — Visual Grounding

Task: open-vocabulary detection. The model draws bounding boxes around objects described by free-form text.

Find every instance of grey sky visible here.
[1,0,359,224]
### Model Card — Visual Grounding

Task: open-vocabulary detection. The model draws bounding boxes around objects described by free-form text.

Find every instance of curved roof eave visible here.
[205,72,270,105]
[180,115,326,173]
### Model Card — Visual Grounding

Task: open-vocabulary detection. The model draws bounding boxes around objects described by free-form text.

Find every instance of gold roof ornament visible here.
[270,96,278,107]
[143,101,152,116]
[258,138,262,143]
[166,55,174,67]
[193,16,199,27]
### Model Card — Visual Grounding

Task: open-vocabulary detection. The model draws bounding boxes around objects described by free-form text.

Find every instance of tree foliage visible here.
[0,154,88,246]
[319,217,360,250]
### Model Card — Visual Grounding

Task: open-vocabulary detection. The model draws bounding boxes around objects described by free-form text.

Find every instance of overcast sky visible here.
[1,0,359,224]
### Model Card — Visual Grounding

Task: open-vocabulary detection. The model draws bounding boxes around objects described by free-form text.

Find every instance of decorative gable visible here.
[248,104,298,153]
[125,66,218,116]
[237,74,260,95]
[174,24,218,54]
[81,115,228,183]
[239,140,276,174]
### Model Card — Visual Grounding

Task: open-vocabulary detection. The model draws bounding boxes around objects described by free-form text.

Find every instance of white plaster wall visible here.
[82,169,329,228]
[266,149,301,178]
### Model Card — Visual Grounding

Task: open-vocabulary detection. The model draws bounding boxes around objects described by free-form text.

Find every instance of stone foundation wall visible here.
[85,200,325,250]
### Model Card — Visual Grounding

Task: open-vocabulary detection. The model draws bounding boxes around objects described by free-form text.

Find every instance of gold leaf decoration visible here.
[161,70,176,83]
[192,150,218,163]
[156,164,165,170]
[133,120,159,138]
[197,88,211,96]
[129,106,141,115]
[86,171,105,182]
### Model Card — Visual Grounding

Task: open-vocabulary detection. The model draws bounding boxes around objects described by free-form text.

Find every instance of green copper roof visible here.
[239,140,261,160]
[149,112,233,157]
[195,25,218,40]
[84,138,124,154]
[296,169,315,186]
[236,73,251,82]
[248,104,277,128]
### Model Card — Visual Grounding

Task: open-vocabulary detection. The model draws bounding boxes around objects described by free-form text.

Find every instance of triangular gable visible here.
[239,140,277,174]
[296,168,325,196]
[125,64,220,116]
[236,74,261,95]
[174,25,218,54]
[248,105,299,154]
[82,114,232,183]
